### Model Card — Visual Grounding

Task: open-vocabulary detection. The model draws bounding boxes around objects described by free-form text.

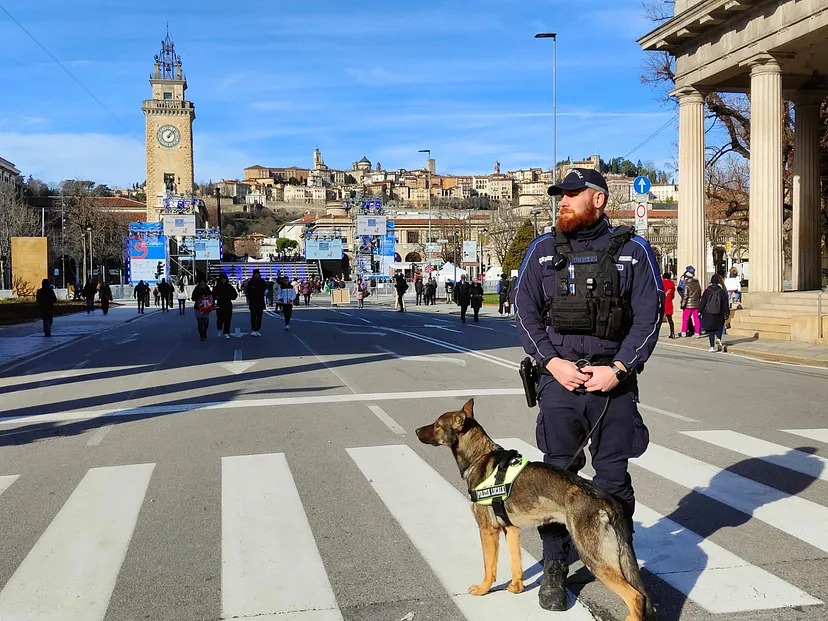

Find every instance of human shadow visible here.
[638,447,823,620]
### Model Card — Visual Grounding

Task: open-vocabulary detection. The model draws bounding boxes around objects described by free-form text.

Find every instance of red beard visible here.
[556,207,599,233]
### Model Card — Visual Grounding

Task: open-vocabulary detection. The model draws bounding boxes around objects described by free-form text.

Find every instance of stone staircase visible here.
[729,291,828,344]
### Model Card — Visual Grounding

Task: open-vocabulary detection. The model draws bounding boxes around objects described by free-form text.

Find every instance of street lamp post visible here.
[418,149,432,244]
[535,32,558,224]
[214,186,222,234]
[87,226,93,282]
[530,208,542,237]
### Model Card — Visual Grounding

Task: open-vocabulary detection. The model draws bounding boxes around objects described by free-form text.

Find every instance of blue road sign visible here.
[633,176,652,195]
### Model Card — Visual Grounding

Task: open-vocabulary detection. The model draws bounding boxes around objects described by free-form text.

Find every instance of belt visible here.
[539,355,616,376]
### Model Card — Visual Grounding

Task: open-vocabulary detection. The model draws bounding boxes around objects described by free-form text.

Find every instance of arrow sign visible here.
[219,349,257,375]
[633,175,651,195]
[230,327,245,338]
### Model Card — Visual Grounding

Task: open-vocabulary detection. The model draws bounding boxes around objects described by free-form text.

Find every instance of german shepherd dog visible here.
[415,399,655,621]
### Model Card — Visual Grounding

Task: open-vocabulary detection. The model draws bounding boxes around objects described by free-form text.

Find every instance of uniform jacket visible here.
[514,217,663,371]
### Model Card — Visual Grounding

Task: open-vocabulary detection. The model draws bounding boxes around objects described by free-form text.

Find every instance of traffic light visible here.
[155,261,163,278]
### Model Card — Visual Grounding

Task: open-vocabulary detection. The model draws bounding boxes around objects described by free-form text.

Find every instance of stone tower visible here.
[142,29,195,222]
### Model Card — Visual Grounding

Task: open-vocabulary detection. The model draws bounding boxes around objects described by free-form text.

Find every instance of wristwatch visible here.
[612,365,629,381]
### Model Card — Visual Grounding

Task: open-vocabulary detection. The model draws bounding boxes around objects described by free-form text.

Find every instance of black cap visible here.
[547,168,609,196]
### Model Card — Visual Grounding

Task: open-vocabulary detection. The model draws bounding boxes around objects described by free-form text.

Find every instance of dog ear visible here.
[462,398,475,418]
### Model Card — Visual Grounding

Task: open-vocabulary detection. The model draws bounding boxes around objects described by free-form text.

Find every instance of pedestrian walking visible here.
[661,271,676,338]
[699,274,729,352]
[353,277,367,309]
[82,280,97,314]
[176,283,188,315]
[678,267,702,338]
[444,279,454,304]
[152,285,160,307]
[213,273,238,339]
[36,279,56,337]
[300,279,311,306]
[191,278,214,341]
[414,277,424,305]
[507,275,517,317]
[98,281,113,315]
[246,268,267,336]
[133,280,148,314]
[157,278,172,312]
[276,275,295,330]
[515,168,662,611]
[454,274,471,322]
[497,273,510,315]
[469,277,484,322]
[393,272,408,312]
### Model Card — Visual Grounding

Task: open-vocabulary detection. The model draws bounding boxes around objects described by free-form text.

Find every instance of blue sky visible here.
[0,1,677,188]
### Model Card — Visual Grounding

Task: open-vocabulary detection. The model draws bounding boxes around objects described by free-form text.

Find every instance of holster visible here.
[519,357,539,407]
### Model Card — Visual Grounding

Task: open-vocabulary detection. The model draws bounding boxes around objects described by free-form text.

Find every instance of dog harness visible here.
[469,449,528,526]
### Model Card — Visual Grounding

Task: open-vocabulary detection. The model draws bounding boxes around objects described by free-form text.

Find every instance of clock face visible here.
[157,124,181,148]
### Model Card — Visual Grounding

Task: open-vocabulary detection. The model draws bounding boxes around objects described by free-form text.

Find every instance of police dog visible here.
[415,399,655,621]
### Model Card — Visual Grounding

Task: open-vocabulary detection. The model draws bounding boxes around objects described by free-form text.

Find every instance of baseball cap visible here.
[547,168,609,196]
[685,265,696,275]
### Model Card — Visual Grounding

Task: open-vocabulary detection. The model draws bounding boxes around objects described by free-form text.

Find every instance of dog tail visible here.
[616,516,657,620]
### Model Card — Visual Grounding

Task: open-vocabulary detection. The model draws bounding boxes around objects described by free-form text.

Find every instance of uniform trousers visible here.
[535,375,649,562]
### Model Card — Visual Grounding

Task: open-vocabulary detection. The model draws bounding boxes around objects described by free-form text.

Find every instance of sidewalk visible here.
[656,325,828,368]
[0,299,152,371]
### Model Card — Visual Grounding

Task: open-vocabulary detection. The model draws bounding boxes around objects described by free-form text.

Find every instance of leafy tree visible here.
[275,238,299,254]
[344,174,357,185]
[501,218,535,276]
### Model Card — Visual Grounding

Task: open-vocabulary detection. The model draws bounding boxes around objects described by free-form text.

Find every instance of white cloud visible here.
[1,132,144,186]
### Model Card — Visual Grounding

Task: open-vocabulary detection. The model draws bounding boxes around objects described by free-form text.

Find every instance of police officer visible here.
[514,168,663,611]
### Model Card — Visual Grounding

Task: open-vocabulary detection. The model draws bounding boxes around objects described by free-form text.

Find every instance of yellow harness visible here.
[469,450,528,525]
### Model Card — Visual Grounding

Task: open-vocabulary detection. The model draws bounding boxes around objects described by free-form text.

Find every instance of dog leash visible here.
[564,395,612,471]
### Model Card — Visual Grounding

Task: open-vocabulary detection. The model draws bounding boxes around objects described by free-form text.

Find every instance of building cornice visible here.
[638,0,760,53]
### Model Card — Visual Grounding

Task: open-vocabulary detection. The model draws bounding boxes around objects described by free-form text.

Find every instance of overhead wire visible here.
[0,2,135,136]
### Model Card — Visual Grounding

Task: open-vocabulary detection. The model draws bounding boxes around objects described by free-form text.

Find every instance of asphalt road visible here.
[0,298,826,621]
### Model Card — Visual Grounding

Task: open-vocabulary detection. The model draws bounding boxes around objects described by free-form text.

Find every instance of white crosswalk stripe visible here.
[0,463,155,621]
[348,444,597,621]
[634,443,828,553]
[498,438,823,613]
[782,428,828,444]
[682,430,828,482]
[0,474,18,497]
[221,453,343,621]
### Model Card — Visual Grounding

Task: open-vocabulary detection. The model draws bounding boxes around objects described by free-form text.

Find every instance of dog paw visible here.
[467,583,491,596]
[507,579,524,594]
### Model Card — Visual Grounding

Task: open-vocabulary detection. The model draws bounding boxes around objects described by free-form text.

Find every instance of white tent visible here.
[435,262,468,284]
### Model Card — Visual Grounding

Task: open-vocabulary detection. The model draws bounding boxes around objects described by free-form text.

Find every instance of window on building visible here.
[163,92,173,100]
[408,231,420,244]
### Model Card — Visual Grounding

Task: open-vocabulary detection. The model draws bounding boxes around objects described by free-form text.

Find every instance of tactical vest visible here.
[545,225,634,342]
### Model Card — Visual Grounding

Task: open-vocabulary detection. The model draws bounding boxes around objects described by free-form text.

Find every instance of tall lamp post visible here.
[534,32,558,224]
[214,185,222,234]
[418,149,432,244]
[87,226,93,282]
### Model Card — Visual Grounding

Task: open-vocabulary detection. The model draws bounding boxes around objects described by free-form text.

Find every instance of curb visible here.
[658,338,828,368]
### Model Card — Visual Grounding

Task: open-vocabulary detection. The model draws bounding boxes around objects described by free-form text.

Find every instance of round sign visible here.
[635,203,647,218]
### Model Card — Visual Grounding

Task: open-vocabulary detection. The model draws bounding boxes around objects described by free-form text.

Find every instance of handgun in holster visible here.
[519,357,539,408]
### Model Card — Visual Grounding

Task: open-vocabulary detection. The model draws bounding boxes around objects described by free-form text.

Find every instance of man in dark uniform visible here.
[514,168,663,611]
[454,274,471,322]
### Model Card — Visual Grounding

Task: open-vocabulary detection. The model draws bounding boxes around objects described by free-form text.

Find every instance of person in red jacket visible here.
[661,271,677,338]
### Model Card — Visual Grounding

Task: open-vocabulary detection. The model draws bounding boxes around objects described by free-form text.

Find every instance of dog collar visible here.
[470,451,528,506]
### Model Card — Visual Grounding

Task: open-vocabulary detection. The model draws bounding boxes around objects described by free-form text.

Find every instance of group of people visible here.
[189,268,298,341]
[661,266,731,352]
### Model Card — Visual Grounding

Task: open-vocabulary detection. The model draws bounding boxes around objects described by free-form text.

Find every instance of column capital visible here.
[790,89,827,107]
[740,53,783,76]
[670,85,705,105]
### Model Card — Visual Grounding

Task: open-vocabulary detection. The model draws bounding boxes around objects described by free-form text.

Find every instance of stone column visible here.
[673,86,706,277]
[746,55,783,292]
[791,91,824,291]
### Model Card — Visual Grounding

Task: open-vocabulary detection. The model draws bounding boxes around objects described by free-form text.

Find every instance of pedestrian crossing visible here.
[0,430,825,620]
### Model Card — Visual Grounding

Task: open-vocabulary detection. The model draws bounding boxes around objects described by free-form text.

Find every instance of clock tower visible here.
[142,30,195,221]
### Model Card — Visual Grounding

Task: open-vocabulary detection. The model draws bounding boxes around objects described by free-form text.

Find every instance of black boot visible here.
[538,559,568,611]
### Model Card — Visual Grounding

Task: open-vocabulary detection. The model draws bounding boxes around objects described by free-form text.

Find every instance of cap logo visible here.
[573,170,583,179]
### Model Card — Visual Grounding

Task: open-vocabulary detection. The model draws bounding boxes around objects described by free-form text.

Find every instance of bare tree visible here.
[0,183,41,288]
[487,203,530,266]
